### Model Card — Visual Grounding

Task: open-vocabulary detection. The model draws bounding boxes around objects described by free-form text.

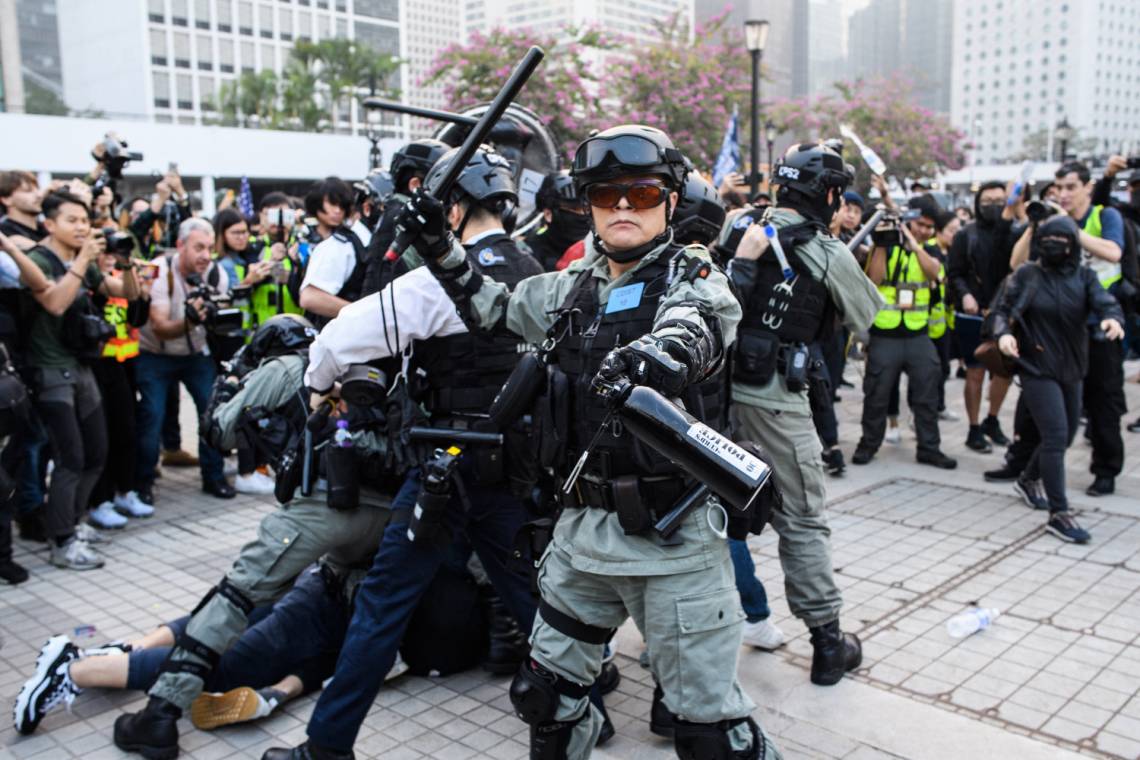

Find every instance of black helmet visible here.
[354,169,395,205]
[424,145,518,207]
[247,314,318,365]
[571,125,687,192]
[772,142,853,200]
[389,138,450,190]
[672,173,727,246]
[536,170,578,211]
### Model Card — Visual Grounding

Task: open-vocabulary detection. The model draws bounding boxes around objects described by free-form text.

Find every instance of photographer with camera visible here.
[298,178,368,328]
[135,218,234,505]
[21,191,140,570]
[129,169,192,256]
[243,193,305,324]
[853,201,957,469]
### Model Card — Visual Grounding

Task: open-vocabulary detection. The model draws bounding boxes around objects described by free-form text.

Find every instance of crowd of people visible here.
[0,121,1136,760]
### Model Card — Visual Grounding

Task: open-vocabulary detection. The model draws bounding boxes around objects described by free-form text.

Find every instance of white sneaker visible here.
[234,472,276,495]
[74,523,108,544]
[114,491,155,518]
[13,635,82,734]
[252,471,277,491]
[49,538,104,571]
[884,422,901,444]
[741,618,786,651]
[88,502,128,530]
[384,652,410,682]
[939,409,960,421]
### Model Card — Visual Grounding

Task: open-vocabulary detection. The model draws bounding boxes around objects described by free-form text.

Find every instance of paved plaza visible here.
[2,360,1139,760]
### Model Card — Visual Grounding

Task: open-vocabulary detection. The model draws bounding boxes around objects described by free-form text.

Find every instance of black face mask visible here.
[1034,238,1074,269]
[978,203,1003,224]
[547,208,591,249]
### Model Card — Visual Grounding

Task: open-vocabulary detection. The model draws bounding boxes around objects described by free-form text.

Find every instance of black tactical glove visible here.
[595,335,691,398]
[396,190,452,259]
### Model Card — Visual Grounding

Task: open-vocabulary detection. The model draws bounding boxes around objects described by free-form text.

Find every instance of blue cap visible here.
[843,190,865,208]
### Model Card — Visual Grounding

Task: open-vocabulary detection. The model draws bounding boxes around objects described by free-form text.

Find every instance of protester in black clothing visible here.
[992,216,1124,544]
[947,181,1016,452]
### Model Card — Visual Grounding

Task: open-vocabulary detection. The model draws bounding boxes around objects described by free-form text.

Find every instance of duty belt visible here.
[560,473,687,513]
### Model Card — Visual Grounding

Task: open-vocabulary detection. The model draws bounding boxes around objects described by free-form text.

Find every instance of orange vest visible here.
[101,297,140,362]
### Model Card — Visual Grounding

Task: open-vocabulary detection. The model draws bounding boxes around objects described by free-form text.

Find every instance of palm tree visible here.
[216,70,280,128]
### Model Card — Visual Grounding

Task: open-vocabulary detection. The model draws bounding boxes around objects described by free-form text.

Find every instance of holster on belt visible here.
[612,474,651,535]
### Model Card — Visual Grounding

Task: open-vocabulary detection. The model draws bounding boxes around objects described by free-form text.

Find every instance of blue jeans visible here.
[134,352,224,486]
[730,539,771,623]
[127,568,347,693]
[306,465,536,751]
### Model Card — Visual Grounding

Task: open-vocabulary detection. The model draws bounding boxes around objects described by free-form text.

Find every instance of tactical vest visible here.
[1081,205,1123,289]
[873,245,931,334]
[411,234,533,421]
[733,223,834,387]
[100,296,140,362]
[550,246,727,479]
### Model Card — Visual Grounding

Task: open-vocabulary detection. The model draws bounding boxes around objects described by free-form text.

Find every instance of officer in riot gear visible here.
[729,142,883,687]
[672,172,728,247]
[261,145,543,760]
[523,170,592,271]
[113,318,400,759]
[395,124,777,760]
[352,169,395,234]
[361,138,450,296]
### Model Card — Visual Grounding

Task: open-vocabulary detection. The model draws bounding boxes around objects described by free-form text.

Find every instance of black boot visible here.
[261,742,355,760]
[588,684,615,746]
[481,591,530,674]
[596,660,621,696]
[113,696,182,759]
[809,621,862,686]
[649,682,676,738]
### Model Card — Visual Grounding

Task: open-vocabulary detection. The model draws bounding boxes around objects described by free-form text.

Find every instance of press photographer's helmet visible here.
[354,169,395,206]
[773,142,853,223]
[389,138,450,191]
[672,172,727,246]
[536,170,578,211]
[247,314,318,365]
[571,125,688,193]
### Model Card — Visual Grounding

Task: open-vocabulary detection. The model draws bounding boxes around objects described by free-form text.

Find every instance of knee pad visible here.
[509,660,590,726]
[190,577,255,618]
[529,713,587,760]
[674,716,761,760]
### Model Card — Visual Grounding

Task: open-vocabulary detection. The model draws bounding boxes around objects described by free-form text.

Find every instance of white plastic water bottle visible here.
[946,607,1000,638]
[839,124,888,176]
[1007,160,1035,206]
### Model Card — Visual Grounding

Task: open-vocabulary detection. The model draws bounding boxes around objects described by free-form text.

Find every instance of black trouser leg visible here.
[1021,376,1081,512]
[90,360,137,505]
[1006,391,1040,475]
[1084,339,1125,478]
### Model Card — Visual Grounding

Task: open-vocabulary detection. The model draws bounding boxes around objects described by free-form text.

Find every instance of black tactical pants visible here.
[858,334,942,455]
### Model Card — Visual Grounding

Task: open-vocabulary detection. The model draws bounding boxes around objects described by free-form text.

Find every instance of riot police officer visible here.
[399,125,776,760]
[523,170,591,271]
[261,145,543,760]
[113,315,397,759]
[672,171,728,247]
[729,142,883,687]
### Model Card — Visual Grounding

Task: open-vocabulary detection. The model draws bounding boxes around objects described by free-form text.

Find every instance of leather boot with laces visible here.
[809,620,862,686]
[114,696,182,759]
[261,741,356,760]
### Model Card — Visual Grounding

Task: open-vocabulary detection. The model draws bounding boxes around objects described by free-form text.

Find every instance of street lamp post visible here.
[764,119,775,197]
[1054,117,1074,163]
[744,19,769,198]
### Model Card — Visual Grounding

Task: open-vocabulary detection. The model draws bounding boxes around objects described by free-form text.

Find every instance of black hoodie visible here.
[991,216,1123,383]
[947,182,1017,310]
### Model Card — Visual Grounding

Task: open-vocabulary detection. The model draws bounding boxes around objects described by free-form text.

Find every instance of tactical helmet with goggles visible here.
[772,142,853,199]
[571,125,687,193]
[389,138,450,190]
[424,145,518,208]
[353,169,395,206]
[535,170,578,211]
[247,314,318,366]
[672,172,727,246]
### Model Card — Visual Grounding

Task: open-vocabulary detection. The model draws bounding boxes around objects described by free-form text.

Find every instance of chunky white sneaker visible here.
[49,538,104,571]
[234,472,276,495]
[88,502,128,530]
[74,523,108,544]
[741,618,786,651]
[13,635,82,734]
[884,419,901,444]
[385,652,410,682]
[114,491,155,518]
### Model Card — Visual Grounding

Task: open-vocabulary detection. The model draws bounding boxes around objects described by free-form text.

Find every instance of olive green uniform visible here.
[730,208,883,628]
[431,235,780,758]
[147,356,392,711]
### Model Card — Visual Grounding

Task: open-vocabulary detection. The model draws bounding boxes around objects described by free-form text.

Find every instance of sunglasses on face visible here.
[585,182,668,210]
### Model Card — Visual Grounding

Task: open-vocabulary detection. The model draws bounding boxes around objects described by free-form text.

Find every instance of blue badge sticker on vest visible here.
[605,282,645,314]
[477,247,505,266]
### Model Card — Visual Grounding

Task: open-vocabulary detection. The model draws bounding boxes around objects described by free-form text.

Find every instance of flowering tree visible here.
[605,12,752,171]
[766,75,968,193]
[423,27,614,158]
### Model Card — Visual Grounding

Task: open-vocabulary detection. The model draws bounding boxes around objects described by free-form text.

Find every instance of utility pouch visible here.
[513,517,554,596]
[732,330,779,386]
[274,435,304,504]
[537,363,569,470]
[324,445,360,511]
[612,474,651,535]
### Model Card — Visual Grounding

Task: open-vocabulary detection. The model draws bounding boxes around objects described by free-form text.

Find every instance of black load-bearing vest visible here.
[550,245,727,479]
[734,222,835,385]
[411,234,534,419]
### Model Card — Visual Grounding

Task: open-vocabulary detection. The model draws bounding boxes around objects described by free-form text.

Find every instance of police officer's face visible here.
[590,174,678,251]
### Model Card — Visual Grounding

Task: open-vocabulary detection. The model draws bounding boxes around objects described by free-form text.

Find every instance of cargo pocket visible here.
[792,437,826,518]
[233,511,303,597]
[674,588,746,717]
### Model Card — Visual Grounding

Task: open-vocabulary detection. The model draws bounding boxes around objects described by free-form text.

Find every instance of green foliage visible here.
[23,80,68,116]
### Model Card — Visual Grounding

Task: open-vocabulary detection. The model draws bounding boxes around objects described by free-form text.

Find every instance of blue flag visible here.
[711,109,741,188]
[238,175,255,220]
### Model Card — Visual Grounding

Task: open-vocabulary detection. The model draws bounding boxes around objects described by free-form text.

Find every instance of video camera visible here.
[1026,200,1062,224]
[870,208,913,248]
[183,273,248,339]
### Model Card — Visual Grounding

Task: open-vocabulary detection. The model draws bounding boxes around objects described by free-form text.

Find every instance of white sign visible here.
[685,423,767,484]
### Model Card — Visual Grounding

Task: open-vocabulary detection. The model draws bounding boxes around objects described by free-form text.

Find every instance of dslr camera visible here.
[1026,200,1061,224]
[101,226,135,256]
[184,273,247,340]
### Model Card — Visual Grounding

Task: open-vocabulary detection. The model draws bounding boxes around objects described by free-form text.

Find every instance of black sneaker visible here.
[1013,477,1049,510]
[16,512,46,543]
[1128,417,1140,433]
[14,635,82,734]
[0,559,29,585]
[1046,512,1091,544]
[916,450,958,469]
[823,448,846,477]
[851,446,875,465]
[1085,476,1114,497]
[202,479,236,499]
[965,426,993,453]
[981,416,1009,446]
[983,464,1021,482]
